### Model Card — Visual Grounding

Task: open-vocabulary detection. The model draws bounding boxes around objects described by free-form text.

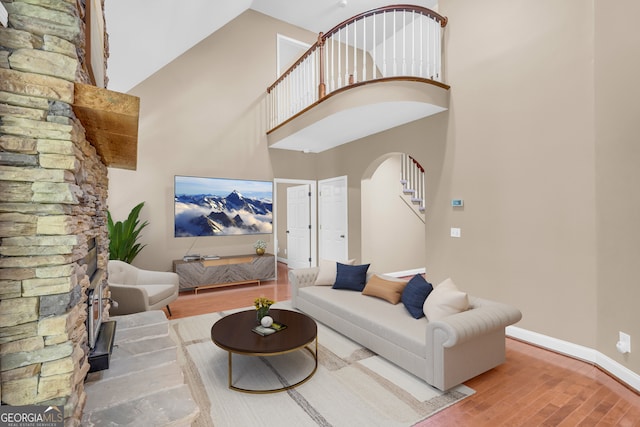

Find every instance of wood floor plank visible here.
[168,262,640,426]
[615,404,640,427]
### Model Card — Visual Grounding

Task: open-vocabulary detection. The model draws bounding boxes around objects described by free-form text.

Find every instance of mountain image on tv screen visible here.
[174,176,273,237]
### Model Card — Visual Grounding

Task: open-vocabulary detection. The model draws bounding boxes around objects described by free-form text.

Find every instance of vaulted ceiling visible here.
[104,0,437,93]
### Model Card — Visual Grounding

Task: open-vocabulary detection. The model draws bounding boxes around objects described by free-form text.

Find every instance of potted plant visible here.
[107,202,149,263]
[254,239,267,256]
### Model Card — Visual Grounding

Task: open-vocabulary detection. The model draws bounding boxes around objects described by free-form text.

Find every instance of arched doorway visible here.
[361,153,426,275]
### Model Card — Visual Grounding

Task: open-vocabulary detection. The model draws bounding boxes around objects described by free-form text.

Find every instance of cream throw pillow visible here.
[423,278,469,321]
[314,258,355,285]
[362,274,408,304]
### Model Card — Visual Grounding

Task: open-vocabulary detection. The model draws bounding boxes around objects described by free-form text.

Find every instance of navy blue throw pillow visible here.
[401,274,434,319]
[332,263,370,291]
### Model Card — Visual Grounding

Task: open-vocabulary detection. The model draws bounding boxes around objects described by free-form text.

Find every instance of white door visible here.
[318,176,348,261]
[287,184,311,269]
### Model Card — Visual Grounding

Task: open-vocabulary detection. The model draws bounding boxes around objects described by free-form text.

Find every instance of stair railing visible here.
[267,5,448,131]
[400,154,426,219]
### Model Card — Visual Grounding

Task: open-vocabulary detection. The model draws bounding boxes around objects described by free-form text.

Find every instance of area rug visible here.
[169,303,474,427]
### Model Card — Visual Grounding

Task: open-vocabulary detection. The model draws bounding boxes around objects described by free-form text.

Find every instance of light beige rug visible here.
[169,303,474,427]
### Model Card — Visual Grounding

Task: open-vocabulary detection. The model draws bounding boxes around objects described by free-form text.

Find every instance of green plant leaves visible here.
[107,202,149,263]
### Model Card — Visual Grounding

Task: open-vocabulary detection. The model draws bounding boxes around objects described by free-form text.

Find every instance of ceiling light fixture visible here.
[338,0,348,8]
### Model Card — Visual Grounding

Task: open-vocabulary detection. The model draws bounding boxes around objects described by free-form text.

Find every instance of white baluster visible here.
[338,30,342,88]
[372,14,376,80]
[427,18,433,79]
[411,10,416,76]
[302,58,306,109]
[419,14,424,78]
[432,19,437,80]
[295,66,299,114]
[402,10,406,75]
[435,21,441,81]
[345,24,349,85]
[382,11,387,76]
[353,20,357,83]
[362,16,366,81]
[327,37,333,93]
[393,10,397,76]
[402,154,406,183]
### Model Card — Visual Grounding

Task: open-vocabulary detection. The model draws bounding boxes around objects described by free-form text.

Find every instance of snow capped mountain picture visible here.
[174,176,273,237]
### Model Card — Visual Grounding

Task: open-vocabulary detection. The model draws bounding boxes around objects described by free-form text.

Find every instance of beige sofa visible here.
[289,267,522,391]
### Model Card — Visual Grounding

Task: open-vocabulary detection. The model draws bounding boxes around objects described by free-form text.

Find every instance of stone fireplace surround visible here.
[0,0,110,425]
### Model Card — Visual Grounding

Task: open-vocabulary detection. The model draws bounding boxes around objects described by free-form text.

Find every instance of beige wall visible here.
[433,0,597,348]
[108,2,640,377]
[108,11,317,270]
[594,0,640,371]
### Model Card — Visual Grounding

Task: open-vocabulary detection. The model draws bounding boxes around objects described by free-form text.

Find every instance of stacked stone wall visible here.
[0,1,109,425]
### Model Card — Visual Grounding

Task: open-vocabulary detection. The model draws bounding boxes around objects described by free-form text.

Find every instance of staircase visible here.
[400,154,426,222]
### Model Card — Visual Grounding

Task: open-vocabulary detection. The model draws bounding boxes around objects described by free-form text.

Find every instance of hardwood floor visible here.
[165,263,640,426]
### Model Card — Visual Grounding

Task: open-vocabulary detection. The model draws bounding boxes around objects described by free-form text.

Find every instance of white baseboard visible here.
[507,326,640,393]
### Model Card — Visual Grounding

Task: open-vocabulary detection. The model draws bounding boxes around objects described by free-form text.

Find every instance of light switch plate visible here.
[450,227,461,238]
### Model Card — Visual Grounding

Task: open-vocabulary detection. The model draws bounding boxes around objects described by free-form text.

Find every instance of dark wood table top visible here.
[211,309,317,355]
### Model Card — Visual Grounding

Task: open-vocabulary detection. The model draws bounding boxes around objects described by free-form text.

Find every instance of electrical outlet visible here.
[618,331,631,353]
[450,227,461,238]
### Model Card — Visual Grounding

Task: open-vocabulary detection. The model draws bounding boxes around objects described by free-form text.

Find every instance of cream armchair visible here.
[107,260,179,316]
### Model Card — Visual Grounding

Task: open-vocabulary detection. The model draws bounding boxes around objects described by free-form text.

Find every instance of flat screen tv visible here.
[174,175,273,237]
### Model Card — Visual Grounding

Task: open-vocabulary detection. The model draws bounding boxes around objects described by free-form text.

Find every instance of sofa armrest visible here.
[427,297,522,348]
[288,267,319,308]
[288,267,320,289]
[109,283,150,316]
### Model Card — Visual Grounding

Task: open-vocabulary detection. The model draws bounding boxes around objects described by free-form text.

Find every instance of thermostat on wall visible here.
[451,199,464,207]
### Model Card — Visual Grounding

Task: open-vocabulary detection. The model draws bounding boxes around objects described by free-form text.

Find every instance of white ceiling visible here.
[105,0,438,93]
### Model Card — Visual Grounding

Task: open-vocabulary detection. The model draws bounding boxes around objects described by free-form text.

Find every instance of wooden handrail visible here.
[267,41,319,94]
[267,5,446,94]
[409,155,425,172]
[322,4,447,40]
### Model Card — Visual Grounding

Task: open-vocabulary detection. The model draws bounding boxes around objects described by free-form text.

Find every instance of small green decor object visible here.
[254,239,267,256]
[107,202,149,263]
[254,296,274,323]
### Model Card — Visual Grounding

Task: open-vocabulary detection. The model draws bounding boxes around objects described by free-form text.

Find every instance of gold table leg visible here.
[227,336,318,394]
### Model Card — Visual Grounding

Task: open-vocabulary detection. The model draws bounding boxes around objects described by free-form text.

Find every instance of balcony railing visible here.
[266,5,448,132]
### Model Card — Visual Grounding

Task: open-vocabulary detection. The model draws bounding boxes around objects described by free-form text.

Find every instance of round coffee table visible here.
[211,308,318,394]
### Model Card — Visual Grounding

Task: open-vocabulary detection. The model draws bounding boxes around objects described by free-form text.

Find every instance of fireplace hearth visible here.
[83,239,117,372]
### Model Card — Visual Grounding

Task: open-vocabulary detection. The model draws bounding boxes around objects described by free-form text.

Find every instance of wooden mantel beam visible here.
[72,83,140,170]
